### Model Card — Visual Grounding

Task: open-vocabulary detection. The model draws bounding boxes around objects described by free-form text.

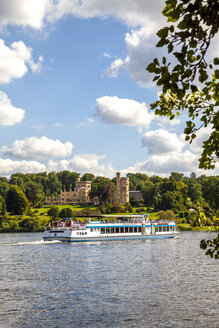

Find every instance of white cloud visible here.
[142,129,184,154]
[53,122,64,128]
[75,117,95,128]
[96,96,154,128]
[47,153,115,177]
[131,151,200,176]
[0,39,43,84]
[155,116,181,127]
[0,158,46,176]
[103,58,124,78]
[0,91,25,126]
[0,0,50,29]
[103,52,111,58]
[48,0,164,29]
[2,136,74,160]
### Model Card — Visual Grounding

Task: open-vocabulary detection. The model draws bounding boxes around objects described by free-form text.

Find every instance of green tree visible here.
[81,173,95,182]
[0,181,10,199]
[6,186,29,215]
[90,176,114,204]
[47,206,59,219]
[57,171,80,191]
[25,181,45,207]
[170,172,184,182]
[127,173,150,191]
[147,0,219,169]
[0,195,5,214]
[59,208,73,219]
[197,175,219,210]
[158,210,176,220]
[46,172,62,195]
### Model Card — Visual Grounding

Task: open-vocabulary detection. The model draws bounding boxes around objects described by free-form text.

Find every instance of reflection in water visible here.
[0,232,218,328]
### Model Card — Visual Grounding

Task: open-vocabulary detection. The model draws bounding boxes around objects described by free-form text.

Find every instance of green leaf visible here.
[213,58,219,65]
[157,27,169,39]
[215,70,219,79]
[168,43,173,53]
[177,20,188,30]
[147,63,156,73]
[191,85,197,92]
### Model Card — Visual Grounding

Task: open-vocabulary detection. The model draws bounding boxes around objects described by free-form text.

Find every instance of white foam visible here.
[5,240,62,246]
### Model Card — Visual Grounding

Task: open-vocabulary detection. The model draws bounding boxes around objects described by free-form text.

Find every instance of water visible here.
[0,232,218,328]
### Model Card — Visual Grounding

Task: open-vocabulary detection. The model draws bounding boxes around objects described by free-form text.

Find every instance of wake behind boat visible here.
[43,214,179,242]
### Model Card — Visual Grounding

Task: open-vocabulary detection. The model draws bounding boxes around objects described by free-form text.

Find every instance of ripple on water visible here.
[0,232,218,328]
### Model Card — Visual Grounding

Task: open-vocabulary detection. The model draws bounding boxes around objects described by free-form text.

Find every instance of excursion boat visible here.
[43,214,179,242]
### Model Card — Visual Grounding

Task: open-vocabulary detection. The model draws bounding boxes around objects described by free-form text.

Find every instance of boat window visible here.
[134,227,137,233]
[116,227,120,233]
[90,228,93,232]
[166,226,169,231]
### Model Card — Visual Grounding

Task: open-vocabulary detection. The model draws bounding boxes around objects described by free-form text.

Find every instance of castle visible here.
[45,173,129,205]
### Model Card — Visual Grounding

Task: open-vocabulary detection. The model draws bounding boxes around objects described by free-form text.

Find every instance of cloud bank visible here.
[2,136,74,160]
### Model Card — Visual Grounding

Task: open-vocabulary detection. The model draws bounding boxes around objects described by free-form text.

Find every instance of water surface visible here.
[0,232,218,327]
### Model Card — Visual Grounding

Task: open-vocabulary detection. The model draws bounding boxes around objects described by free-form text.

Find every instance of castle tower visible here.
[116,172,129,205]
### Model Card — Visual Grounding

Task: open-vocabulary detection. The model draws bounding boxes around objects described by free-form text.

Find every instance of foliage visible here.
[25,181,45,207]
[90,177,115,204]
[6,185,29,215]
[81,173,95,182]
[59,207,73,219]
[47,206,59,219]
[200,234,219,259]
[158,210,176,220]
[57,171,80,191]
[147,0,219,169]
[127,173,150,191]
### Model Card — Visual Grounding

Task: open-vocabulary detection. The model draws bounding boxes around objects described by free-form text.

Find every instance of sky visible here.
[0,0,218,178]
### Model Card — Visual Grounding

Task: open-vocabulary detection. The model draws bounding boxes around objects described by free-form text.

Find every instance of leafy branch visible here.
[147,0,219,169]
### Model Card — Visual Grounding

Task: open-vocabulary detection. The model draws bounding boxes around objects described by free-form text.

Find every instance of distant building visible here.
[46,178,91,205]
[129,190,143,201]
[116,172,129,205]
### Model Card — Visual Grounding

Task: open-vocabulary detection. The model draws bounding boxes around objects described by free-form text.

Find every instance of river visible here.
[0,231,218,328]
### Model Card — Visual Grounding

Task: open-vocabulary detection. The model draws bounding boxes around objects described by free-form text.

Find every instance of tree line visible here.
[0,171,218,216]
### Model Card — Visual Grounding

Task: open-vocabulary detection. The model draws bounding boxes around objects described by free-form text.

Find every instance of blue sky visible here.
[0,0,218,178]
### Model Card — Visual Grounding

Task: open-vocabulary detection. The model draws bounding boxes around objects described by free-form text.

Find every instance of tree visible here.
[170,172,184,182]
[0,195,5,214]
[47,206,59,219]
[57,171,80,191]
[25,181,45,207]
[46,172,62,195]
[81,173,95,182]
[147,0,219,169]
[59,208,73,219]
[158,210,176,220]
[6,186,29,215]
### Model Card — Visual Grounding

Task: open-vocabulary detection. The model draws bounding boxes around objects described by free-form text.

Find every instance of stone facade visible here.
[60,178,91,204]
[116,172,129,205]
[46,178,91,205]
[129,190,143,201]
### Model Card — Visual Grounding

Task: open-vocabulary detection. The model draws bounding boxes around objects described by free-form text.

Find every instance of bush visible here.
[179,218,187,224]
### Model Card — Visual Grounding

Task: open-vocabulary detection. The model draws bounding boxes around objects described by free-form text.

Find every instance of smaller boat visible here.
[43,214,179,242]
